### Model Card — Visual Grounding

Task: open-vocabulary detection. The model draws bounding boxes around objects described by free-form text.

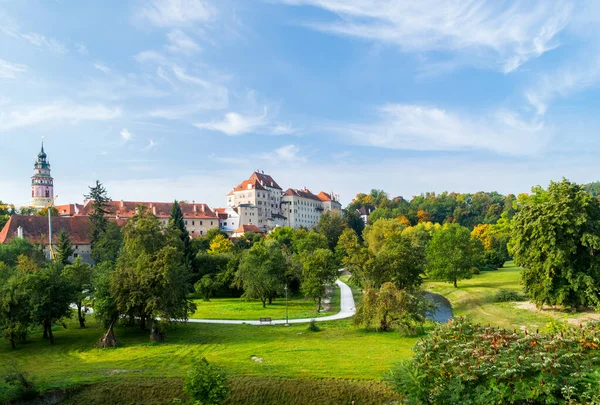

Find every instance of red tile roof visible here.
[317,192,334,202]
[283,188,321,201]
[214,208,228,220]
[0,215,93,245]
[78,201,218,219]
[250,171,282,190]
[55,203,84,217]
[234,224,264,234]
[230,179,266,193]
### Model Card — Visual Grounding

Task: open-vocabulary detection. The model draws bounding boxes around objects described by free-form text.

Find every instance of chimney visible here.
[201,205,205,212]
[17,226,23,239]
[120,200,124,208]
[152,206,156,216]
[193,205,197,213]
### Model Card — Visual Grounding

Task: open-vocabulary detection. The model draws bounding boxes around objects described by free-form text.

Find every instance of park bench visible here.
[259,317,272,324]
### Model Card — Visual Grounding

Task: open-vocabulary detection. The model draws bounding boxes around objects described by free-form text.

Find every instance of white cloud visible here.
[75,43,89,55]
[20,32,68,54]
[166,29,201,54]
[120,128,133,142]
[194,108,268,135]
[0,58,27,79]
[138,0,215,27]
[335,104,549,156]
[94,63,113,74]
[0,101,122,131]
[143,139,158,151]
[268,144,307,163]
[525,55,600,115]
[271,123,299,135]
[134,50,168,65]
[276,0,572,72]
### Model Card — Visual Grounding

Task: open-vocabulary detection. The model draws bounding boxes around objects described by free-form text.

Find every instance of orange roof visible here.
[317,192,334,202]
[250,171,282,190]
[231,179,266,193]
[78,201,218,220]
[1,215,96,245]
[283,188,321,201]
[55,203,84,217]
[234,224,264,234]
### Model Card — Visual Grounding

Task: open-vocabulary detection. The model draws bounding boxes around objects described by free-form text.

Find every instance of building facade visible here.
[31,143,54,208]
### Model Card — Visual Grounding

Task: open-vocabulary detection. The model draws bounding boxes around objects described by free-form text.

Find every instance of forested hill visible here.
[584,182,600,196]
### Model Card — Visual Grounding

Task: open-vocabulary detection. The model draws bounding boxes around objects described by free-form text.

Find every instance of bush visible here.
[2,363,38,401]
[307,319,320,332]
[184,357,230,405]
[494,289,526,302]
[388,317,600,404]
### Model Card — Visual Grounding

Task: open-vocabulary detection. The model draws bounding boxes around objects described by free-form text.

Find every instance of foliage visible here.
[91,262,119,327]
[208,234,234,255]
[0,200,11,230]
[0,268,31,348]
[91,220,123,264]
[267,226,295,250]
[62,258,93,328]
[184,357,230,405]
[2,362,37,401]
[292,229,328,254]
[493,289,527,303]
[0,238,44,267]
[355,283,434,333]
[36,206,59,217]
[170,200,194,266]
[111,206,196,338]
[84,180,111,246]
[342,208,365,241]
[512,179,600,310]
[195,274,222,301]
[235,240,286,307]
[299,248,337,312]
[426,223,483,287]
[55,230,74,265]
[369,233,425,290]
[363,218,406,254]
[28,262,74,344]
[388,317,600,404]
[315,211,346,250]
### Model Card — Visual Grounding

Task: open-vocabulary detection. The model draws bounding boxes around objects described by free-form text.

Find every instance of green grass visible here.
[189,286,341,320]
[425,261,555,330]
[0,314,417,402]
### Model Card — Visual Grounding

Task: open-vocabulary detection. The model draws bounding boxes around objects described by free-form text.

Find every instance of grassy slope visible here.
[189,286,340,320]
[425,261,555,330]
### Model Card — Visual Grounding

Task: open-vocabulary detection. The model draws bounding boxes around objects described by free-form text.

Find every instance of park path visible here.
[185,279,356,325]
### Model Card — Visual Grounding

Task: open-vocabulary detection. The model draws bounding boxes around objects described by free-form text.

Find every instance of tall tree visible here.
[169,200,193,265]
[343,208,365,241]
[28,262,74,344]
[369,233,425,290]
[235,240,286,307]
[299,248,338,312]
[55,230,75,265]
[512,179,600,309]
[0,201,11,229]
[0,268,32,349]
[315,211,346,251]
[208,234,234,255]
[62,258,93,328]
[111,206,195,340]
[85,181,111,246]
[91,221,123,265]
[426,223,483,288]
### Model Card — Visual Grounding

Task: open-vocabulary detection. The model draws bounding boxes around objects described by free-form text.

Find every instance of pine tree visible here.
[169,200,192,265]
[84,181,111,246]
[55,230,74,265]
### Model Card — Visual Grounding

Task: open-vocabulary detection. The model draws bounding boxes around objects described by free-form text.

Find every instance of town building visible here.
[31,143,54,208]
[0,215,95,263]
[214,207,240,234]
[357,206,375,225]
[231,224,264,238]
[77,200,220,237]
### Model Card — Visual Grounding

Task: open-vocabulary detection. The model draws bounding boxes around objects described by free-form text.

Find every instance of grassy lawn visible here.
[425,261,556,330]
[0,314,417,401]
[189,285,340,320]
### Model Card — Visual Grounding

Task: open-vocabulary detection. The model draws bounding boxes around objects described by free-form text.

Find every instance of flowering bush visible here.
[388,317,600,404]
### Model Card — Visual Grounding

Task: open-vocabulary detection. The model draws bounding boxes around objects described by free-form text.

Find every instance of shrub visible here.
[2,363,38,401]
[494,289,526,302]
[388,317,600,404]
[184,357,230,405]
[307,319,320,332]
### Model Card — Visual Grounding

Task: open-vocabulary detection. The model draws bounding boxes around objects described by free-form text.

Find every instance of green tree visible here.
[194,274,221,302]
[267,226,295,250]
[28,262,74,344]
[299,248,338,312]
[512,179,600,309]
[343,208,365,241]
[184,357,230,405]
[91,221,123,264]
[315,211,346,251]
[110,206,196,340]
[55,230,74,265]
[235,240,286,307]
[0,239,44,267]
[293,229,328,254]
[355,282,433,333]
[62,258,93,328]
[85,181,111,246]
[369,233,425,290]
[426,223,483,288]
[169,200,193,266]
[208,234,234,255]
[0,201,11,229]
[0,268,32,348]
[363,218,406,254]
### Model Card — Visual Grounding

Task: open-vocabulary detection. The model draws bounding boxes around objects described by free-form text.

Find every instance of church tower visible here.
[31,142,54,208]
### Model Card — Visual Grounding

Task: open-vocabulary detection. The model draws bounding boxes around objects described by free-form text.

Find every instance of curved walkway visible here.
[186,279,356,325]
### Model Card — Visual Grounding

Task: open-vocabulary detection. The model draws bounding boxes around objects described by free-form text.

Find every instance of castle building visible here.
[31,143,54,208]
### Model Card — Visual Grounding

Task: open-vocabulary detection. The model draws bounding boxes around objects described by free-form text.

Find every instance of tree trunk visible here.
[317,297,322,313]
[47,321,55,345]
[268,295,273,305]
[140,314,146,330]
[97,322,118,348]
[42,321,49,339]
[453,278,457,288]
[10,336,16,349]
[149,320,164,342]
[261,297,266,308]
[77,303,86,328]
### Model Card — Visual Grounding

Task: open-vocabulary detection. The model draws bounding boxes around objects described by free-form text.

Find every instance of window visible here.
[74,253,78,258]
[200,231,203,235]
[185,221,188,225]
[192,221,195,226]
[210,221,213,226]
[200,221,203,225]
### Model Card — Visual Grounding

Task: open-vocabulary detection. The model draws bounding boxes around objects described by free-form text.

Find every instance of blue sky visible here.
[1,0,600,208]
